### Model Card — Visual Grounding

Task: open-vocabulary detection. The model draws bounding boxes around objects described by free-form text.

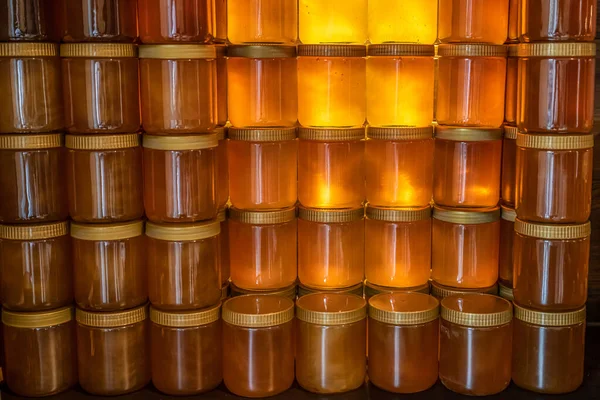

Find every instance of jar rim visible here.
[150,303,221,327]
[517,42,596,58]
[298,282,364,298]
[139,44,216,59]
[60,43,137,58]
[230,283,298,301]
[433,206,500,224]
[0,134,62,149]
[77,305,148,328]
[296,293,367,325]
[66,134,139,150]
[229,207,296,224]
[71,220,143,241]
[0,42,57,57]
[222,295,295,328]
[500,206,516,222]
[299,207,364,223]
[368,44,435,57]
[516,133,594,150]
[435,126,503,141]
[143,134,218,150]
[228,44,296,58]
[503,126,518,140]
[369,293,439,325]
[438,44,507,57]
[298,127,365,141]
[366,126,433,141]
[366,205,431,222]
[298,44,367,57]
[214,126,227,141]
[228,127,297,142]
[507,43,518,57]
[431,281,498,299]
[216,207,227,222]
[515,219,591,240]
[0,221,69,240]
[146,220,220,241]
[498,283,514,301]
[364,281,430,297]
[441,294,513,327]
[514,304,586,326]
[3,306,73,329]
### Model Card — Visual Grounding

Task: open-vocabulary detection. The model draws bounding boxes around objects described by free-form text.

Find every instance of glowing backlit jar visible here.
[432,207,500,289]
[437,45,507,128]
[499,206,516,287]
[146,221,221,310]
[515,133,593,223]
[143,134,218,223]
[431,281,498,300]
[76,306,150,396]
[298,0,367,44]
[517,43,595,133]
[505,45,518,124]
[227,0,297,44]
[66,134,144,223]
[231,283,297,301]
[150,304,222,395]
[298,127,364,209]
[438,0,509,44]
[365,206,431,288]
[502,126,517,205]
[0,0,59,41]
[298,45,366,127]
[228,127,298,210]
[214,0,227,43]
[366,45,435,127]
[0,43,63,133]
[216,46,227,126]
[433,127,502,208]
[298,207,365,289]
[519,0,597,42]
[3,307,77,397]
[138,0,213,43]
[139,45,217,134]
[71,221,146,311]
[508,0,518,41]
[367,0,437,44]
[298,282,364,298]
[499,283,514,301]
[512,305,586,394]
[216,127,229,208]
[368,293,439,393]
[61,0,138,42]
[222,295,295,397]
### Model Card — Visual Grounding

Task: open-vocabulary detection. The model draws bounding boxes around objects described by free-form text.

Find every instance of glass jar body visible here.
[505,56,517,124]
[139,0,213,43]
[0,0,60,41]
[498,218,515,286]
[367,0,438,44]
[508,0,518,41]
[438,0,509,44]
[520,0,597,42]
[217,139,228,208]
[227,0,297,44]
[61,0,138,42]
[219,217,230,284]
[298,0,367,44]
[216,54,227,126]
[502,137,517,205]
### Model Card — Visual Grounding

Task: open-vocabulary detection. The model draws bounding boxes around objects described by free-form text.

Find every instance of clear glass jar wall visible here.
[519,0,597,42]
[228,0,297,44]
[0,0,60,41]
[61,0,138,42]
[438,0,509,44]
[139,0,214,43]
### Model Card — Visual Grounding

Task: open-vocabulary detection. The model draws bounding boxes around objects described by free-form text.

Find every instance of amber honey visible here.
[499,206,516,287]
[61,0,138,42]
[502,126,518,205]
[216,46,227,126]
[520,0,597,42]
[228,0,297,44]
[298,282,364,298]
[438,0,509,44]
[217,208,230,285]
[299,0,367,44]
[0,0,59,41]
[139,0,213,43]
[214,0,227,42]
[215,128,228,208]
[368,0,437,44]
[505,45,518,124]
[508,0,518,41]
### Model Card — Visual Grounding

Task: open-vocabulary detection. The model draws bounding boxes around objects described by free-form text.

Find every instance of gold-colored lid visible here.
[441,294,513,327]
[77,305,148,328]
[143,134,218,150]
[500,205,516,222]
[216,207,227,222]
[517,42,596,57]
[296,293,367,325]
[222,295,295,328]
[71,220,143,241]
[229,207,296,224]
[298,282,364,298]
[0,221,69,240]
[367,126,434,141]
[139,44,216,59]
[230,283,297,301]
[514,304,586,326]
[366,205,431,222]
[368,44,435,57]
[364,281,430,297]
[369,293,439,325]
[435,126,503,141]
[298,127,365,141]
[298,44,367,57]
[431,281,498,299]
[3,306,73,328]
[146,220,221,241]
[299,207,364,223]
[507,44,518,57]
[433,206,500,225]
[438,44,507,57]
[0,42,58,57]
[516,133,594,150]
[60,43,137,58]
[66,134,140,150]
[150,303,221,327]
[228,45,296,58]
[498,283,514,301]
[0,134,62,149]
[214,126,227,141]
[228,127,297,142]
[514,219,591,240]
[504,126,518,140]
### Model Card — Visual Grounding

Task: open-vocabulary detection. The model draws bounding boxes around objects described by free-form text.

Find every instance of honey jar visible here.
[502,126,518,205]
[499,206,516,287]
[61,0,138,42]
[217,208,230,285]
[519,0,597,42]
[505,45,518,124]
[299,0,367,44]
[0,0,59,41]
[438,0,509,44]
[431,281,498,300]
[216,46,227,126]
[364,281,430,299]
[215,128,228,209]
[508,0,518,42]
[230,283,297,301]
[139,0,214,43]
[298,282,364,298]
[215,0,227,43]
[227,0,297,44]
[367,0,437,44]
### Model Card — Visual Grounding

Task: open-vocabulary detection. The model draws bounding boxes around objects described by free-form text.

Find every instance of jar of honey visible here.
[61,0,138,42]
[439,294,513,396]
[364,281,430,300]
[508,0,518,41]
[0,0,59,41]
[216,128,228,208]
[368,293,439,393]
[61,43,140,134]
[221,281,230,301]
[76,306,150,396]
[499,206,516,287]
[432,206,500,288]
[0,43,63,133]
[222,295,295,397]
[437,45,507,128]
[366,126,433,207]
[438,0,509,44]
[298,127,364,209]
[299,0,367,44]
[367,0,437,44]
[216,47,227,126]
[139,45,217,134]
[217,208,230,284]
[502,126,517,205]
[3,307,76,397]
[519,0,597,42]
[366,45,435,127]
[296,293,367,393]
[515,133,593,223]
[228,0,297,44]
[298,207,365,289]
[298,45,366,127]
[71,221,146,311]
[512,305,586,394]
[433,127,503,208]
[66,134,143,223]
[517,43,595,133]
[0,134,67,224]
[228,127,298,210]
[146,221,221,310]
[505,45,518,124]
[214,0,227,43]
[431,281,498,300]
[150,304,222,395]
[143,134,218,223]
[499,283,514,301]
[298,282,364,298]
[139,0,214,43]
[231,283,297,301]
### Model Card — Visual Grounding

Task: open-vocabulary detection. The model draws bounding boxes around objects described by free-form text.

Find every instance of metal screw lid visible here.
[298,44,367,57]
[66,134,140,150]
[142,134,218,151]
[71,220,143,241]
[369,293,439,325]
[368,44,435,57]
[516,133,594,150]
[438,44,507,57]
[435,126,503,141]
[229,207,296,224]
[366,205,431,222]
[507,44,518,57]
[517,42,596,58]
[433,206,501,225]
[230,283,297,301]
[150,303,221,327]
[441,294,513,327]
[145,220,221,241]
[0,42,58,57]
[299,207,364,223]
[228,127,297,142]
[514,304,586,326]
[216,207,227,222]
[431,281,498,299]
[503,125,518,140]
[0,221,69,240]
[228,45,297,58]
[514,219,591,240]
[296,293,367,325]
[498,283,514,301]
[298,127,365,141]
[501,205,516,222]
[0,134,62,149]
[76,304,148,328]
[139,44,216,59]
[3,306,73,329]
[60,43,136,58]
[366,126,433,141]
[222,295,295,328]
[214,126,227,141]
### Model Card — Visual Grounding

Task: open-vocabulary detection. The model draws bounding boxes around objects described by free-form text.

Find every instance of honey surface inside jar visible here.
[367,0,438,44]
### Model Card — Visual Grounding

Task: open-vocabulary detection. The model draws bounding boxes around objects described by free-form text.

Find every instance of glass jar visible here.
[227,45,297,127]
[0,134,67,223]
[61,43,140,134]
[368,293,439,393]
[366,127,433,207]
[298,45,366,127]
[296,293,367,393]
[3,307,76,397]
[364,281,430,300]
[432,206,500,288]
[228,127,298,210]
[439,294,513,396]
[143,134,218,223]
[216,46,227,126]
[298,0,367,44]
[71,220,146,311]
[0,43,63,133]
[438,0,509,44]
[502,126,517,205]
[139,0,213,43]
[517,43,595,133]
[298,127,364,208]
[515,133,593,223]
[150,304,222,395]
[76,306,150,396]
[508,0,518,41]
[216,128,228,208]
[505,45,518,124]
[139,45,217,134]
[433,127,503,208]
[61,0,138,42]
[499,283,514,301]
[499,206,516,287]
[214,0,227,43]
[0,0,59,41]
[217,208,230,284]
[222,295,295,397]
[231,283,297,301]
[512,305,586,394]
[365,206,431,288]
[367,0,437,44]
[221,281,230,300]
[437,45,507,128]
[431,281,498,300]
[146,221,221,310]
[229,208,297,290]
[519,0,597,42]
[66,134,143,223]
[0,222,72,311]
[227,0,297,44]
[298,282,364,298]
[366,45,435,127]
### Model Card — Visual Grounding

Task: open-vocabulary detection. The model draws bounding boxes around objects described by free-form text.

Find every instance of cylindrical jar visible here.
[139,0,214,43]
[499,206,516,287]
[217,208,230,284]
[508,0,518,41]
[231,283,297,301]
[298,282,364,298]
[519,0,597,42]
[367,0,437,44]
[227,0,297,44]
[364,281,430,300]
[505,45,518,124]
[216,128,228,208]
[298,0,367,44]
[502,126,518,205]
[216,46,227,126]
[61,0,138,42]
[214,0,227,42]
[431,281,498,300]
[438,0,509,44]
[0,0,60,41]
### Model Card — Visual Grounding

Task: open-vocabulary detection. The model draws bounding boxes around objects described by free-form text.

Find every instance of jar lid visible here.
[364,281,430,297]
[507,44,518,57]
[228,45,296,58]
[514,219,591,240]
[438,44,507,57]
[60,43,137,58]
[433,206,500,225]
[222,295,295,328]
[500,205,516,222]
[230,283,298,301]
[214,126,227,141]
[435,126,503,141]
[66,134,140,150]
[504,126,518,140]
[441,294,513,327]
[517,42,596,58]
[221,282,230,301]
[514,304,586,326]
[0,221,69,240]
[77,305,148,328]
[298,44,367,57]
[0,134,62,149]
[139,44,216,59]
[299,207,364,223]
[298,127,365,141]
[3,306,73,328]
[298,282,364,298]
[215,44,227,57]
[71,220,144,241]
[369,293,439,325]
[498,283,514,301]
[366,205,431,222]
[228,127,297,142]
[0,42,58,57]
[296,293,367,325]
[143,134,218,150]
[366,126,433,141]
[367,44,435,57]
[431,281,498,299]
[516,133,594,150]
[150,303,221,327]
[229,207,296,224]
[216,207,227,222]
[146,220,221,241]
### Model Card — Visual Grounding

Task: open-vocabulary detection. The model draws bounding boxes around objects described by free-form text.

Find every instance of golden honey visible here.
[367,0,438,44]
[227,0,297,44]
[138,0,214,43]
[502,126,518,205]
[299,0,367,44]
[505,45,518,124]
